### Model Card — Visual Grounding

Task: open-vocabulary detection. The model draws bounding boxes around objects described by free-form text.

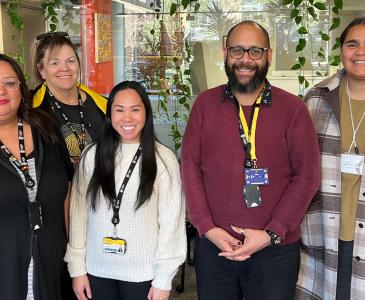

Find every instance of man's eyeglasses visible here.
[0,79,21,90]
[36,31,70,42]
[227,46,269,60]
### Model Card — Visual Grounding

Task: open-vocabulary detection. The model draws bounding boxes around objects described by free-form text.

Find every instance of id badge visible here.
[29,202,43,231]
[103,237,127,254]
[341,154,364,175]
[243,185,262,208]
[245,168,269,185]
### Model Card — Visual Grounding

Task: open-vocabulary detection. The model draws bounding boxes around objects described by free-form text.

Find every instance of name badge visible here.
[341,154,364,175]
[243,185,262,208]
[103,237,127,254]
[245,168,269,185]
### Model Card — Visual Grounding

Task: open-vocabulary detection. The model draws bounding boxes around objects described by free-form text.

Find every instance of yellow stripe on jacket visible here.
[32,83,107,114]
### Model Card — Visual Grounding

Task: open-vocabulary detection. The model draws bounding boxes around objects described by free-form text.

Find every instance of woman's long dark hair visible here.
[87,81,157,210]
[0,54,58,142]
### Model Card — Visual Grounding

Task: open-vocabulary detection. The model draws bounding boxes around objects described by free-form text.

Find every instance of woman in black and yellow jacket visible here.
[32,32,107,165]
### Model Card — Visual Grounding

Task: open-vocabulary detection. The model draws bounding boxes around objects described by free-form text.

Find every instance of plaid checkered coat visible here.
[296,70,365,300]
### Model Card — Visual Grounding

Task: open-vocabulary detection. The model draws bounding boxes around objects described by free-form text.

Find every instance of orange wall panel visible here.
[81,0,114,95]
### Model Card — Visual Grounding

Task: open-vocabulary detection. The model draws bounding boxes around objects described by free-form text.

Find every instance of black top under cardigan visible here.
[0,126,74,300]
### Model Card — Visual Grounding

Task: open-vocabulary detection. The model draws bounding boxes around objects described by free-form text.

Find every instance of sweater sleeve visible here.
[181,95,216,236]
[265,103,320,240]
[152,149,187,291]
[64,148,93,277]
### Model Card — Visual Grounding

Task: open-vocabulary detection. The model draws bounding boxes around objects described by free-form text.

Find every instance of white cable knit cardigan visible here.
[64,142,186,291]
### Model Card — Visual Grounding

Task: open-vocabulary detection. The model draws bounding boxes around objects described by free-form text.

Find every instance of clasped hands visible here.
[205,225,271,261]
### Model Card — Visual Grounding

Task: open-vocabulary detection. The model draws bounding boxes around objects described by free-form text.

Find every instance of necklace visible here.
[346,79,365,154]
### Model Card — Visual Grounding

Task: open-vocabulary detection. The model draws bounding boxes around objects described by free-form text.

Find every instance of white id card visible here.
[341,154,364,175]
[103,237,126,254]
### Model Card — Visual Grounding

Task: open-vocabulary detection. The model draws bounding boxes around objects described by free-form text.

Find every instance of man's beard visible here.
[225,59,269,93]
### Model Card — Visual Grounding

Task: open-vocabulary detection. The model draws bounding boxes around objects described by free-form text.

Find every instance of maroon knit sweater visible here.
[181,84,320,244]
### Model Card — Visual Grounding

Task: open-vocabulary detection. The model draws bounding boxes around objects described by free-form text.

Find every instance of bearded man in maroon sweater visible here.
[181,20,320,300]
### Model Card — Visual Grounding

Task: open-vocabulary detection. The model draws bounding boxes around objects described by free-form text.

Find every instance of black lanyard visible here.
[111,146,142,227]
[47,89,89,152]
[0,118,35,189]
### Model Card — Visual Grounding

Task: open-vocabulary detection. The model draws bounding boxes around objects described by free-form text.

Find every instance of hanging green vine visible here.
[6,0,25,70]
[42,0,62,32]
[5,0,62,72]
[149,0,200,151]
[282,0,343,98]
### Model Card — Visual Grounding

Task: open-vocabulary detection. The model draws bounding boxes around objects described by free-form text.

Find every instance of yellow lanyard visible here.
[238,95,262,162]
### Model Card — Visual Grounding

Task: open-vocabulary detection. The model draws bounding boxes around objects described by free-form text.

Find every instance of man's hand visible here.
[147,286,170,300]
[205,227,242,252]
[73,275,92,300]
[218,226,271,261]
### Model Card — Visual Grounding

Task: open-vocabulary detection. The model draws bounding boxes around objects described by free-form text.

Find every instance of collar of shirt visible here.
[222,79,273,106]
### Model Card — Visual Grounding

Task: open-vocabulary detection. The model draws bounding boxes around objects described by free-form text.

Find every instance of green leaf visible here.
[184,103,190,110]
[51,16,58,24]
[48,6,56,15]
[183,69,191,75]
[291,63,301,70]
[307,7,317,20]
[194,2,200,12]
[295,16,302,25]
[298,94,304,99]
[290,9,300,19]
[293,0,302,7]
[297,26,308,34]
[308,0,314,4]
[169,3,177,16]
[332,6,339,14]
[313,2,327,10]
[298,38,306,48]
[329,17,340,31]
[175,143,181,151]
[315,71,323,76]
[298,75,305,84]
[329,54,341,66]
[282,0,294,5]
[299,56,306,66]
[182,0,190,9]
[150,29,155,35]
[320,31,330,41]
[296,44,303,52]
[317,51,325,58]
[334,0,343,9]
[179,96,187,104]
[50,23,57,32]
[304,79,310,88]
[332,37,341,50]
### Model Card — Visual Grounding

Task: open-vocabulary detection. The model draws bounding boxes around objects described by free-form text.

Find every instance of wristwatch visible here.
[265,229,282,245]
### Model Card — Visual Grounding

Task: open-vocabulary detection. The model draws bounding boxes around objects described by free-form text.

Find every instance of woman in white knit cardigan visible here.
[65,81,186,300]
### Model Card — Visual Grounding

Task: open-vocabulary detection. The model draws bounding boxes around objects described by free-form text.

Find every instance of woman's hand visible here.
[147,286,170,300]
[73,275,92,300]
